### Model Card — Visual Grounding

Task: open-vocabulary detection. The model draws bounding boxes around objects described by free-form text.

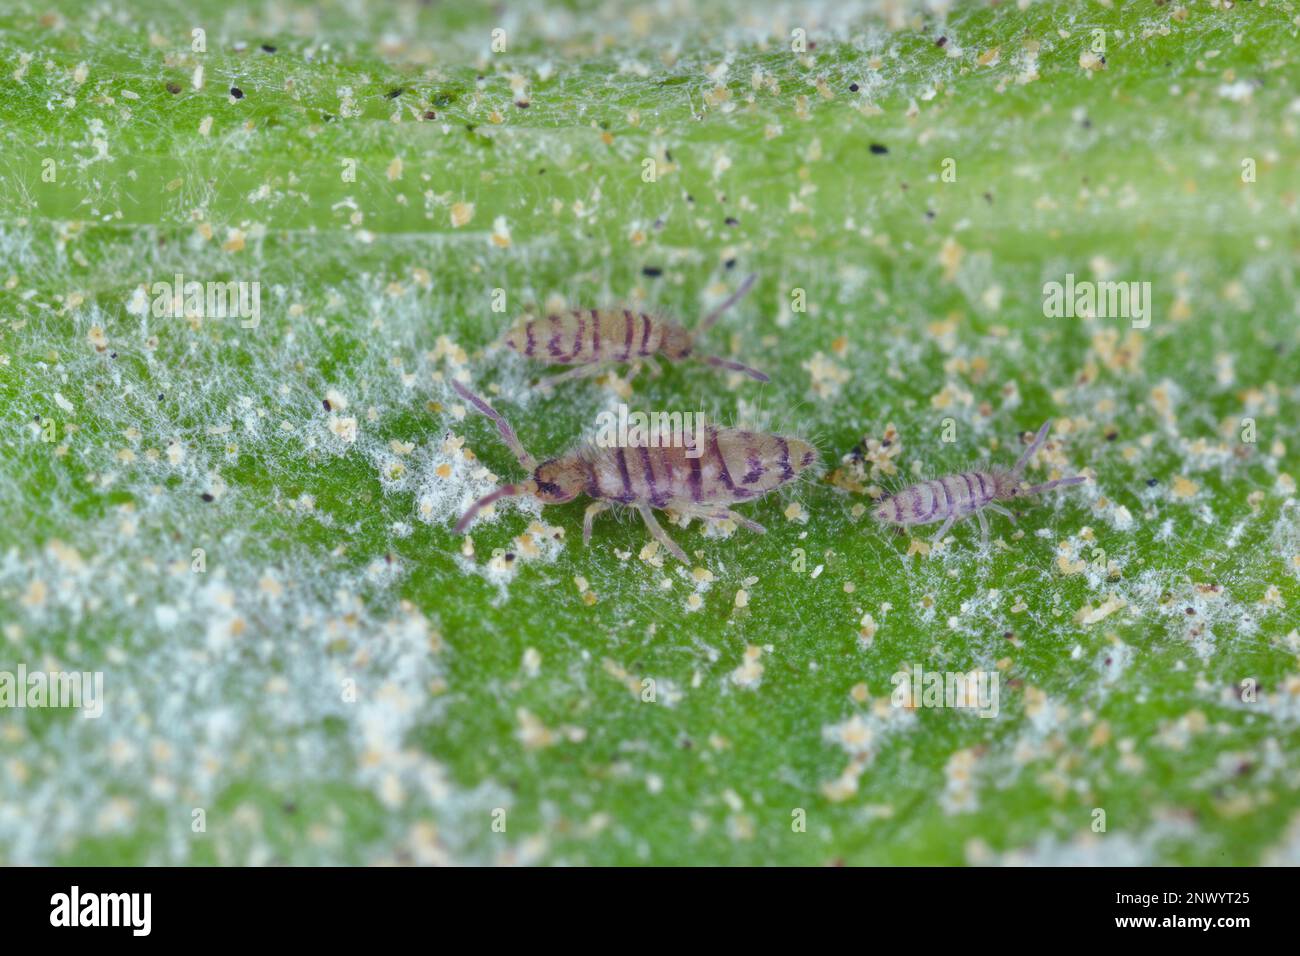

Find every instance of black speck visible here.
[869,143,888,155]
[685,194,694,203]
[642,266,663,278]
[1105,430,1118,441]
[1146,478,1158,487]
[724,258,736,269]
[1185,607,1196,615]
[983,192,993,204]
[665,149,674,162]
[515,100,529,108]
[157,393,164,402]
[724,216,739,227]
[423,110,436,120]
[201,493,215,502]
[504,552,516,562]
[261,44,277,53]
[109,351,117,359]
[322,112,335,122]
[538,167,547,174]
[322,399,331,412]
[924,209,936,221]
[936,36,948,48]
[849,83,859,92]
[386,87,403,99]
[1002,631,1013,639]
[230,86,244,99]
[166,82,181,95]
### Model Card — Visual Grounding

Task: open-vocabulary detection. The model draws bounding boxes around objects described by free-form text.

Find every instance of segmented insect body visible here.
[501,273,769,389]
[451,381,817,564]
[873,421,1086,550]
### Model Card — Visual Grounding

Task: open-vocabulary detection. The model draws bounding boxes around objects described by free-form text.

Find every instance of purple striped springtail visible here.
[501,273,768,390]
[450,380,817,564]
[872,420,1086,550]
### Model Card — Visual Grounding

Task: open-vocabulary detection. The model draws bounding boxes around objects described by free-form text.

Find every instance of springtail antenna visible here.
[454,481,538,535]
[1025,475,1087,496]
[701,354,769,382]
[1013,420,1054,476]
[451,380,537,472]
[696,272,757,335]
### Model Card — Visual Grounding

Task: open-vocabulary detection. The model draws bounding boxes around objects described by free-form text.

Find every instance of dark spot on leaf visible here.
[230,87,244,99]
[322,399,331,411]
[849,83,859,92]
[937,36,948,48]
[642,266,663,277]
[423,110,436,120]
[386,87,403,99]
[724,216,739,227]
[870,143,888,155]
[201,493,215,502]
[166,82,181,94]
[1147,478,1158,487]
[261,44,277,53]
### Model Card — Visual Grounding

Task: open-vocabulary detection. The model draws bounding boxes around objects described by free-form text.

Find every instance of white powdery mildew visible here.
[818,697,918,802]
[0,520,513,864]
[970,814,1200,867]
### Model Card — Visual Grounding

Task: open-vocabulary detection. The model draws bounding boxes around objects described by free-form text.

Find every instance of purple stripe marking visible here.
[974,471,987,503]
[916,481,935,522]
[571,312,585,362]
[547,315,563,357]
[641,446,666,507]
[960,473,975,513]
[615,448,634,502]
[939,477,954,517]
[583,458,600,498]
[639,313,652,356]
[591,309,600,359]
[622,310,634,361]
[712,431,746,497]
[777,437,793,482]
[525,321,536,356]
[689,453,703,503]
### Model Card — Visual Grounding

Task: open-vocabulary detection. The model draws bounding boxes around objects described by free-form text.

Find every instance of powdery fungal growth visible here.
[450,381,817,564]
[872,421,1087,550]
[501,273,769,389]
